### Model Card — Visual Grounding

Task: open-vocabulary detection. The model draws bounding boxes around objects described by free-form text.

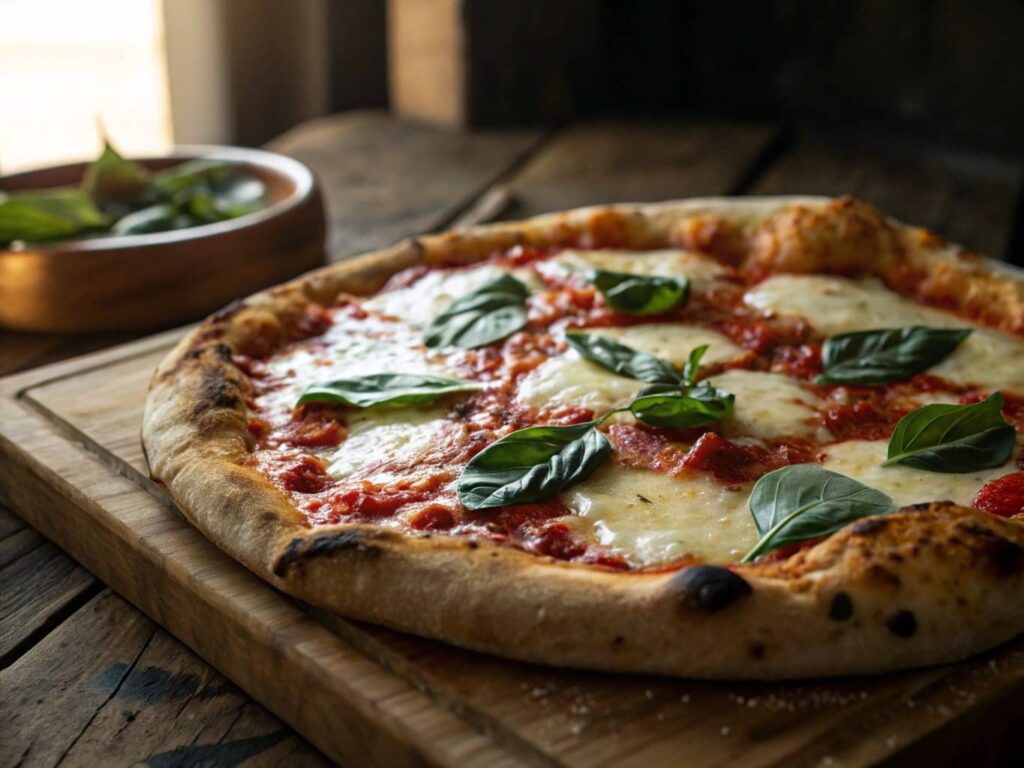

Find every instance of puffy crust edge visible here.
[143,196,1024,679]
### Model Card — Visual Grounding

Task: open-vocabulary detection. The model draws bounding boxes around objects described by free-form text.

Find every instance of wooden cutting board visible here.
[2,330,1023,768]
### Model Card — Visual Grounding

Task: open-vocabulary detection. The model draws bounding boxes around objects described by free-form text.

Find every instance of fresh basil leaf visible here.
[0,189,108,243]
[297,373,477,409]
[883,392,1016,472]
[628,382,734,428]
[565,331,680,385]
[588,269,689,315]
[81,141,152,207]
[815,326,972,385]
[150,159,237,198]
[111,203,194,235]
[424,274,529,349]
[742,465,894,562]
[459,421,611,510]
[682,344,709,386]
[206,173,267,218]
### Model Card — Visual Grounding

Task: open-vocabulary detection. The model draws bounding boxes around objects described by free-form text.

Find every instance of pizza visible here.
[143,197,1024,680]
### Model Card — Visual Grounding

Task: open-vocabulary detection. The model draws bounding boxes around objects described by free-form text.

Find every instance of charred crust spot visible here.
[671,565,752,612]
[829,592,854,621]
[749,642,766,660]
[467,539,480,549]
[865,564,902,588]
[850,518,888,536]
[191,367,241,417]
[955,521,1024,577]
[886,610,917,638]
[273,530,375,576]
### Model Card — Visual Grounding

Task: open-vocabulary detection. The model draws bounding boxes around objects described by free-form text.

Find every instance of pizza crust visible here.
[143,196,1024,679]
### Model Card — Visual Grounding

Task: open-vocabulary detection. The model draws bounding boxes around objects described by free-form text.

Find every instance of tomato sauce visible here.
[974,473,1024,517]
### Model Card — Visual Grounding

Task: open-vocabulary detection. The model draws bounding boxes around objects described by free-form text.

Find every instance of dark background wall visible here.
[330,0,1024,157]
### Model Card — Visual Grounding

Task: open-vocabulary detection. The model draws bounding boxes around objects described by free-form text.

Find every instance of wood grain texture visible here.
[499,119,780,220]
[267,110,543,260]
[1,588,326,768]
[750,130,1024,261]
[0,537,96,666]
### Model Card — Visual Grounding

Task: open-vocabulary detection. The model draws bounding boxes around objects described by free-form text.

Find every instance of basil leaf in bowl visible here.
[0,189,108,243]
[742,465,893,562]
[883,392,1016,472]
[815,326,972,386]
[297,373,477,409]
[459,421,612,510]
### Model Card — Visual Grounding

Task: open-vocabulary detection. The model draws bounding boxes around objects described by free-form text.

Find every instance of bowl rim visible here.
[0,144,317,254]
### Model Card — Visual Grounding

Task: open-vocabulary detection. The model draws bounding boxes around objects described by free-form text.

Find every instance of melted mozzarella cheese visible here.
[327,407,462,483]
[821,440,1013,507]
[363,263,539,326]
[258,317,459,416]
[744,275,959,333]
[516,353,641,412]
[708,369,826,441]
[542,248,726,285]
[744,275,1024,394]
[565,466,756,565]
[929,330,1024,395]
[516,324,743,412]
[594,324,743,368]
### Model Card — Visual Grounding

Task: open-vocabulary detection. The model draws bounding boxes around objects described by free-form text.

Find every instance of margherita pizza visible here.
[143,197,1024,679]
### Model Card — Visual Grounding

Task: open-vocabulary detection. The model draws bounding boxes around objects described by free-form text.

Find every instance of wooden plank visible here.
[1,590,154,766]
[499,119,780,220]
[0,538,96,665]
[0,342,527,768]
[267,110,543,260]
[23,591,326,768]
[749,130,1024,260]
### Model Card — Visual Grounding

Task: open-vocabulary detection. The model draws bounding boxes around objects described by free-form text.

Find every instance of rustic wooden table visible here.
[2,110,1022,767]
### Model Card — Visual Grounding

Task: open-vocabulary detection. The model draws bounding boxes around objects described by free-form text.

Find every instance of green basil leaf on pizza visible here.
[681,344,708,386]
[883,392,1016,472]
[424,274,529,349]
[628,382,734,428]
[297,373,477,409]
[742,465,894,562]
[814,326,972,385]
[588,269,689,315]
[459,421,611,510]
[566,331,680,385]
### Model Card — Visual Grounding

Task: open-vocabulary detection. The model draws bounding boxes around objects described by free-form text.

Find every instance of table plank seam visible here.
[1,579,103,671]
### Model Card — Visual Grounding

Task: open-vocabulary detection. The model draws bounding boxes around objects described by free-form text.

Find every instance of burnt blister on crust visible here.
[671,565,752,612]
[954,521,1024,578]
[886,610,918,638]
[190,366,242,417]
[273,530,378,576]
[829,592,854,621]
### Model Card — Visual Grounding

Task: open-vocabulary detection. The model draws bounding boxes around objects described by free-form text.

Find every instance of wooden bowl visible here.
[0,145,326,333]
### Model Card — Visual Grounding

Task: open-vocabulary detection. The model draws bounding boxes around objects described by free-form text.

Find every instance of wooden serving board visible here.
[2,332,1024,767]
